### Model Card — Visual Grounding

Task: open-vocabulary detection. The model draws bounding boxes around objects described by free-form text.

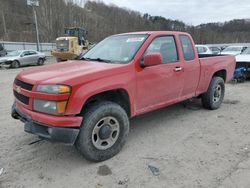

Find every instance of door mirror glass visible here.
[142,52,163,67]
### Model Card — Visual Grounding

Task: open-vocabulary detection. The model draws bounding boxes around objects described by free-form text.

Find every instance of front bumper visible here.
[11,103,80,145]
[0,61,11,66]
[51,50,76,60]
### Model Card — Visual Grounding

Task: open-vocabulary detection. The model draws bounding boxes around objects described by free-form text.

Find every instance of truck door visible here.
[136,35,185,112]
[179,35,200,99]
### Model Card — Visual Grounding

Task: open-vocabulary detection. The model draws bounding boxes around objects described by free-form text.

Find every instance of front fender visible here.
[65,70,136,116]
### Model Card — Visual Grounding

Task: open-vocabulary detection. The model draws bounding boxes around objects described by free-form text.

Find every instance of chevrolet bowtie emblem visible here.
[16,86,21,93]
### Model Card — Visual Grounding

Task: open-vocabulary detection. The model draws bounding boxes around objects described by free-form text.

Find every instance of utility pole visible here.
[32,6,40,51]
[27,0,40,51]
[1,11,8,41]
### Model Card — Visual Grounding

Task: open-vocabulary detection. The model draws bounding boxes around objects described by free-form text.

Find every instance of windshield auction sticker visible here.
[126,37,145,42]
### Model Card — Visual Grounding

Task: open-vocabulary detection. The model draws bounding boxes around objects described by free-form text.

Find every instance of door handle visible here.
[174,67,183,72]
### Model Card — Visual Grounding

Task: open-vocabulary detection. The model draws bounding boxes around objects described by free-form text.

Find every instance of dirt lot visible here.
[1,64,250,188]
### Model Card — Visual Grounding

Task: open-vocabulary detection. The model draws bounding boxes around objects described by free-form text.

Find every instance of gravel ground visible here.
[0,63,250,188]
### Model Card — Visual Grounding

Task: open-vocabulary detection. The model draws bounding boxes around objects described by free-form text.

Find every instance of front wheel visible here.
[56,58,62,62]
[11,60,20,68]
[75,101,129,162]
[202,76,225,110]
[37,58,45,66]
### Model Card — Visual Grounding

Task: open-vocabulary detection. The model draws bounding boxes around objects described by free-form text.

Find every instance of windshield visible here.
[82,34,148,64]
[241,47,250,55]
[7,51,22,57]
[223,46,242,52]
[65,29,78,37]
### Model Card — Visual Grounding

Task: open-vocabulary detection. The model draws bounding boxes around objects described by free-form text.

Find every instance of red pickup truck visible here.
[11,31,235,161]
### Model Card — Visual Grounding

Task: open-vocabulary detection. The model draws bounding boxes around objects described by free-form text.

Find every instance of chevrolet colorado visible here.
[11,31,236,162]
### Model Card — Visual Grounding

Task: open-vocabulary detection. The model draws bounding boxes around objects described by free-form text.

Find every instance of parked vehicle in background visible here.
[0,50,46,68]
[196,45,221,55]
[233,67,247,83]
[235,47,250,78]
[0,43,7,57]
[196,45,213,55]
[209,46,221,54]
[11,31,235,162]
[221,46,247,55]
[220,45,229,51]
[51,27,90,62]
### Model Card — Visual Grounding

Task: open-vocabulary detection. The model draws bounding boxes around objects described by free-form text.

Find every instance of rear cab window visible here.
[180,35,195,61]
[145,36,178,64]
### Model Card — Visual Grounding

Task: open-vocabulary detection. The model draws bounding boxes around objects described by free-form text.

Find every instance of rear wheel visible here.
[11,60,20,68]
[75,101,129,162]
[202,76,225,110]
[56,58,61,62]
[37,58,45,66]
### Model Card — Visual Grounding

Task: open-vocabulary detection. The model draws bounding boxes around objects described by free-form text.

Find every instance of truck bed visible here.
[198,54,227,58]
[196,54,236,95]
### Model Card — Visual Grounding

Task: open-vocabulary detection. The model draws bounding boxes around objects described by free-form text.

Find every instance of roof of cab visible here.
[114,31,189,36]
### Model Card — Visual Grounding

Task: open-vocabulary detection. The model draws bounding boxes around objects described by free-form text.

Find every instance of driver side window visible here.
[145,36,178,64]
[29,51,37,55]
[22,51,30,56]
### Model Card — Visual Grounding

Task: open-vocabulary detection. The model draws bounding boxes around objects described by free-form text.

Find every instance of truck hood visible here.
[17,60,128,85]
[235,54,250,62]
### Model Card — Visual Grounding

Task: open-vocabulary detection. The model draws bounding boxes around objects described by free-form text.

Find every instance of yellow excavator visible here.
[51,27,90,62]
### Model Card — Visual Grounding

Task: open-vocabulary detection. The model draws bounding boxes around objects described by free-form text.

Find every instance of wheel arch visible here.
[12,59,20,64]
[10,59,20,67]
[79,88,131,117]
[212,69,227,81]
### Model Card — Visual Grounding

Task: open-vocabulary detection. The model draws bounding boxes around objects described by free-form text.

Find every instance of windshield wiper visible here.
[80,57,91,61]
[81,57,111,63]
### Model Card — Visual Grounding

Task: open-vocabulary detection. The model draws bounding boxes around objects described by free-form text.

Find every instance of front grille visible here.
[14,90,29,105]
[56,40,69,52]
[14,79,33,91]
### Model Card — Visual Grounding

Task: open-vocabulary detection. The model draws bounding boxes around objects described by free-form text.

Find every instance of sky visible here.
[99,0,250,25]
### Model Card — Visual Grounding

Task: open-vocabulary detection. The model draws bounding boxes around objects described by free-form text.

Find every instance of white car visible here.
[0,50,46,68]
[208,46,221,55]
[221,46,247,56]
[236,47,250,62]
[235,47,250,72]
[196,45,213,55]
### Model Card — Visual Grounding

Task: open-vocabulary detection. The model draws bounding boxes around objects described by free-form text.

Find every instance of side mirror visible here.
[142,52,163,68]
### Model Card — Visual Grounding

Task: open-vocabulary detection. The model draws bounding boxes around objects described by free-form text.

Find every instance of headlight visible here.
[36,85,71,94]
[0,59,7,63]
[33,99,67,115]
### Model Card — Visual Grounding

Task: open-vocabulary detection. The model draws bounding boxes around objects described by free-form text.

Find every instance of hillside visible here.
[0,0,250,44]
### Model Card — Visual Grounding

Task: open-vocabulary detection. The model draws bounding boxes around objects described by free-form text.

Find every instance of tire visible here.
[75,101,129,162]
[11,60,20,68]
[202,76,225,110]
[37,58,45,66]
[56,58,62,62]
